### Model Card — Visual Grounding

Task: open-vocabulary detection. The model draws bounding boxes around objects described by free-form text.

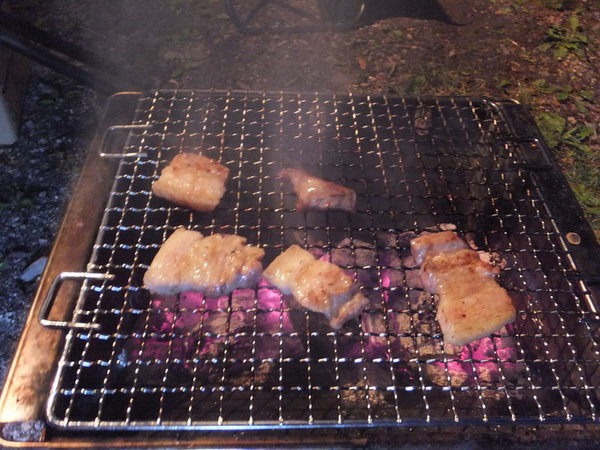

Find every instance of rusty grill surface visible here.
[46,90,600,430]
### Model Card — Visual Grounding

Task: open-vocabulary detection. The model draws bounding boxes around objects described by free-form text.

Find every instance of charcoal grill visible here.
[1,90,600,446]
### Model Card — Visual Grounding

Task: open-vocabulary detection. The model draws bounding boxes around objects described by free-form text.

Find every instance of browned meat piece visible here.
[278,168,356,212]
[263,245,368,329]
[144,228,264,297]
[152,153,229,211]
[261,244,317,295]
[411,233,516,346]
[329,291,371,330]
[409,231,468,265]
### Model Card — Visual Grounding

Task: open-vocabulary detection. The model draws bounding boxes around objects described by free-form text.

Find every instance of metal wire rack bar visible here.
[45,90,600,430]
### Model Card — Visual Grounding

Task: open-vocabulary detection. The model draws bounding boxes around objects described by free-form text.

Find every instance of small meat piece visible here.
[263,245,368,329]
[419,248,516,346]
[329,291,371,330]
[152,153,229,211]
[144,228,264,297]
[410,231,468,265]
[292,259,356,314]
[279,168,356,212]
[419,249,501,294]
[260,245,316,295]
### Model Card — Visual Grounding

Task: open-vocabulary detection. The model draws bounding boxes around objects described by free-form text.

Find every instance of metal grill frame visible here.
[44,90,600,431]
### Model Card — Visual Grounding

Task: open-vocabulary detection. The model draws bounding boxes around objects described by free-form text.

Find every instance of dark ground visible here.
[1,0,599,445]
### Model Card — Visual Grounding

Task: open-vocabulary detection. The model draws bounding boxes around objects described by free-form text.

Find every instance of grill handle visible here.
[99,124,151,158]
[39,272,114,330]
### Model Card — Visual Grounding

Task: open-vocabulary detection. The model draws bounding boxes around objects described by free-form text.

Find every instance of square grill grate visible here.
[46,90,600,430]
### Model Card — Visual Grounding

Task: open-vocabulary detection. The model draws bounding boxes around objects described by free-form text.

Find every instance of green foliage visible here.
[536,112,599,229]
[404,74,427,95]
[401,64,484,96]
[572,183,600,232]
[498,77,595,114]
[379,23,404,40]
[536,112,594,151]
[170,61,205,79]
[495,77,512,90]
[568,158,600,233]
[495,0,531,14]
[392,30,404,40]
[0,192,35,210]
[538,13,589,60]
[19,198,34,208]
[541,0,571,9]
[532,79,595,113]
[38,98,55,107]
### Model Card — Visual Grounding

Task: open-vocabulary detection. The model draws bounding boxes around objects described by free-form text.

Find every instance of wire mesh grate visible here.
[46,90,600,430]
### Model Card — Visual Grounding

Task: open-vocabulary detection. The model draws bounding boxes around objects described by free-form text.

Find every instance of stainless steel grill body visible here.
[42,90,600,431]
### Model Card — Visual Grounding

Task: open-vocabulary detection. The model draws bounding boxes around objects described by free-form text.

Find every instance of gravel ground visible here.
[0,69,102,383]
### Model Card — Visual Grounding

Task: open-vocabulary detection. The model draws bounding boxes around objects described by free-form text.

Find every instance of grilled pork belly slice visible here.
[409,230,468,265]
[278,168,356,212]
[329,291,371,330]
[152,153,229,211]
[144,228,264,297]
[411,233,516,346]
[263,245,368,329]
[260,244,316,295]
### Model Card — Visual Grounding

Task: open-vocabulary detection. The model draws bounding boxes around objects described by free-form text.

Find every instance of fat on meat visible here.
[152,152,229,211]
[144,228,264,297]
[411,233,516,346]
[263,245,368,329]
[278,168,356,212]
[409,230,468,265]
